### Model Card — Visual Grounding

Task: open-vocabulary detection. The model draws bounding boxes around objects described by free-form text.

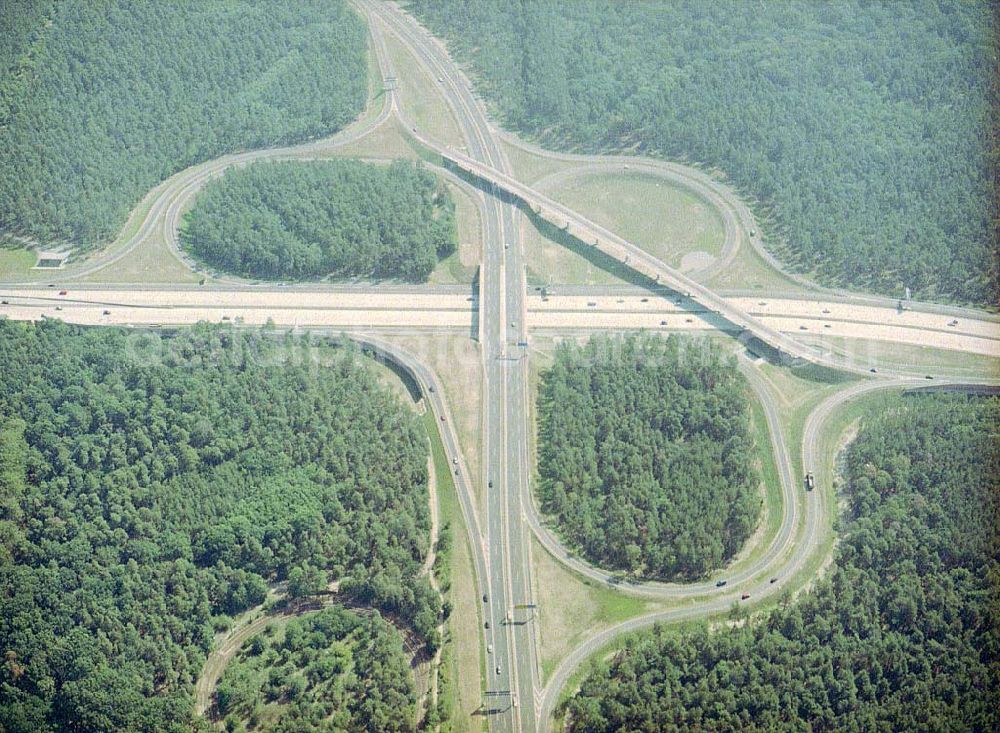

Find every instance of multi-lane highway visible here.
[532,375,964,729]
[1,82,395,287]
[4,287,998,362]
[342,7,1000,733]
[403,127,858,372]
[363,3,538,730]
[2,3,999,732]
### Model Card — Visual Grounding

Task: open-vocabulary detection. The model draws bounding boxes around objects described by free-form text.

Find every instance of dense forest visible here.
[0,0,366,249]
[0,321,437,733]
[0,1,51,75]
[182,160,456,281]
[215,607,415,733]
[411,0,999,305]
[536,334,760,580]
[563,395,1000,732]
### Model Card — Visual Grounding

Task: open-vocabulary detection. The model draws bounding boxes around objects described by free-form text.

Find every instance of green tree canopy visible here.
[536,334,761,580]
[216,606,416,733]
[181,160,456,281]
[411,0,998,304]
[564,394,1000,732]
[0,321,437,733]
[0,0,367,250]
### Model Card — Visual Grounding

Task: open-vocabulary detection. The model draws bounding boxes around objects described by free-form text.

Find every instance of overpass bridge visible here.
[406,129,865,373]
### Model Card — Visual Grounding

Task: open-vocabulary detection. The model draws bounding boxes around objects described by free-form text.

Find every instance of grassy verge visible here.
[71,177,171,280]
[328,115,421,161]
[521,207,655,288]
[751,357,852,415]
[532,535,657,684]
[542,170,726,267]
[549,385,889,728]
[497,133,811,295]
[801,334,1000,379]
[751,397,783,550]
[516,167,807,295]
[737,386,887,615]
[360,26,389,128]
[428,180,481,285]
[713,394,784,577]
[704,230,810,294]
[78,228,202,284]
[498,138,577,185]
[423,409,487,733]
[387,334,485,522]
[0,247,36,280]
[381,27,464,149]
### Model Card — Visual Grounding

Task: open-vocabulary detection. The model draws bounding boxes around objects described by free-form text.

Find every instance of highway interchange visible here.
[2,2,999,732]
[2,287,998,361]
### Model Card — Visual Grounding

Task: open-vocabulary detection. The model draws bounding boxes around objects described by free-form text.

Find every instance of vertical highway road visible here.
[4,3,996,731]
[357,5,999,733]
[362,2,540,731]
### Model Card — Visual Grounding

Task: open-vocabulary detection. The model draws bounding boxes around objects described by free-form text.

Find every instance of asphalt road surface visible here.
[533,375,998,729]
[4,289,997,361]
[356,7,1000,733]
[2,2,999,731]
[362,3,536,730]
